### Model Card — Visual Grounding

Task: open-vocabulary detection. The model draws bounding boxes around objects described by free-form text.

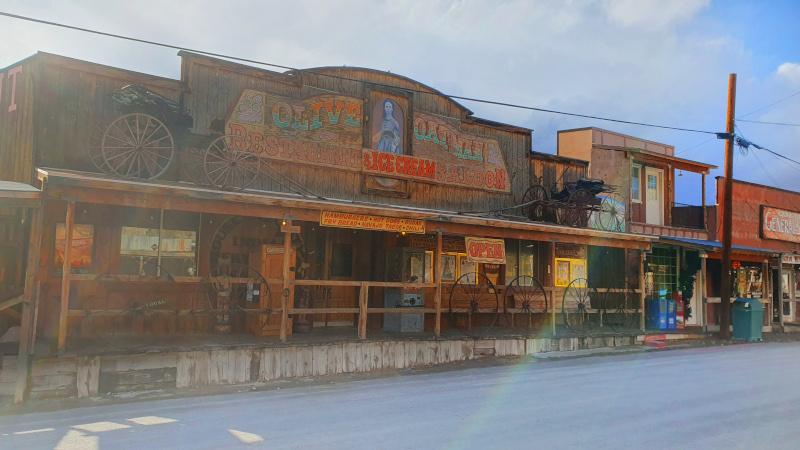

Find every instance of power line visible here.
[737,119,800,128]
[675,137,716,156]
[0,11,719,136]
[737,89,800,119]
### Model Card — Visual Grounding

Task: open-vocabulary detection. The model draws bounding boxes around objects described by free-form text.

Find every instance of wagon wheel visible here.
[562,278,601,334]
[204,135,261,191]
[565,189,594,228]
[87,119,113,173]
[193,263,272,336]
[504,276,548,337]
[180,148,209,185]
[79,261,178,352]
[449,272,499,336]
[101,113,175,180]
[603,280,638,332]
[596,193,628,232]
[521,185,548,221]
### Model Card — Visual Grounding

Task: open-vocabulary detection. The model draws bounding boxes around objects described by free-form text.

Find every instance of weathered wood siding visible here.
[0,58,36,185]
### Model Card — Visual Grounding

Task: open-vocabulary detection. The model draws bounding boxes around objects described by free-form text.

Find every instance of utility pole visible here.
[719,73,737,339]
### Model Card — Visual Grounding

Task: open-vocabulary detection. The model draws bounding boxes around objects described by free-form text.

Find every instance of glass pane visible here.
[331,244,354,278]
[519,241,536,278]
[505,239,518,281]
[647,174,658,200]
[631,167,640,200]
[55,224,95,275]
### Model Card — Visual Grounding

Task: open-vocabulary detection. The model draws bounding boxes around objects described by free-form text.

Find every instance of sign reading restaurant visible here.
[761,206,800,244]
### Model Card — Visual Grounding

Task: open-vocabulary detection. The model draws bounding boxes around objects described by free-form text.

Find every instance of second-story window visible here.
[631,165,642,203]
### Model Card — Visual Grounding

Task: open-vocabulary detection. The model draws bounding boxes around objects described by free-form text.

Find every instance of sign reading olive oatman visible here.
[761,206,800,244]
[320,211,425,234]
[226,90,509,193]
[464,237,506,264]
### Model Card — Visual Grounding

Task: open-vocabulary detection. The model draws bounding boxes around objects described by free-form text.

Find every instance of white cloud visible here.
[777,62,800,86]
[601,0,711,30]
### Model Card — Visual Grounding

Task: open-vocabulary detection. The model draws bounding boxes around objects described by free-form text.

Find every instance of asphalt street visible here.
[1,342,799,449]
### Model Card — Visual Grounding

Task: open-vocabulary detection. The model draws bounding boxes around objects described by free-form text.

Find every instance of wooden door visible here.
[645,168,664,225]
[248,245,294,336]
[324,228,358,326]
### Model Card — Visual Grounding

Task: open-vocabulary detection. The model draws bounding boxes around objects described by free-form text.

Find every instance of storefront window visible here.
[55,223,95,275]
[519,241,536,278]
[120,208,198,277]
[554,243,587,287]
[631,164,641,203]
[648,247,676,298]
[505,239,519,281]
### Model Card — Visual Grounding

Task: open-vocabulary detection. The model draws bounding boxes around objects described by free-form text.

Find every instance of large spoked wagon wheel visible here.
[565,189,594,228]
[521,185,548,221]
[101,113,175,180]
[603,280,638,332]
[87,119,113,173]
[204,135,261,191]
[449,273,499,336]
[562,278,601,334]
[504,276,548,337]
[193,263,272,335]
[597,193,627,232]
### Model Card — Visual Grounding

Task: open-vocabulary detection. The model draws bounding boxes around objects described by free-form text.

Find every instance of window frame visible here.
[631,164,642,203]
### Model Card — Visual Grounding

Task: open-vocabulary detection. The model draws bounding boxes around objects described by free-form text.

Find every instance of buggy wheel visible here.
[87,119,113,173]
[204,135,260,191]
[504,276,548,337]
[449,273,499,336]
[562,278,601,334]
[521,185,548,221]
[597,193,627,232]
[603,280,638,332]
[101,113,174,180]
[565,189,594,228]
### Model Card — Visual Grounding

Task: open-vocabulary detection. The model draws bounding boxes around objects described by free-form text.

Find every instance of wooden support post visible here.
[358,282,368,339]
[434,230,443,336]
[701,254,708,332]
[762,260,770,329]
[639,249,646,332]
[719,73,737,339]
[549,241,556,336]
[57,201,75,355]
[14,206,43,405]
[702,174,707,230]
[279,219,296,342]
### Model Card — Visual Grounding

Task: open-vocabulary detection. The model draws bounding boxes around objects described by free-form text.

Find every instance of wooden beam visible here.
[434,231,443,336]
[15,205,43,405]
[549,241,556,336]
[57,201,75,354]
[0,294,24,312]
[702,174,707,230]
[280,220,293,342]
[358,282,368,339]
[639,249,646,332]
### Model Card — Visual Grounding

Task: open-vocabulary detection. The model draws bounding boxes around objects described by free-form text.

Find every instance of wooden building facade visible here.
[1,52,655,402]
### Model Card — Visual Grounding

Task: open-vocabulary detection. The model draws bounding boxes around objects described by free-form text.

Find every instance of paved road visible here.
[2,342,800,449]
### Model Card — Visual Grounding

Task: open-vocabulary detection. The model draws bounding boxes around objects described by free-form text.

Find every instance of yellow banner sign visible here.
[464,237,506,264]
[320,211,425,234]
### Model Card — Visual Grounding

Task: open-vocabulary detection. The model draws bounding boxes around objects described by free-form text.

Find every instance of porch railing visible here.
[670,203,705,229]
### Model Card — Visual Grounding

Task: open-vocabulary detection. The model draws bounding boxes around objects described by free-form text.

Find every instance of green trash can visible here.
[732,298,763,342]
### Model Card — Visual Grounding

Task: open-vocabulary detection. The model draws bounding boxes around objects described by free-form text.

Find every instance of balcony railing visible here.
[670,203,705,229]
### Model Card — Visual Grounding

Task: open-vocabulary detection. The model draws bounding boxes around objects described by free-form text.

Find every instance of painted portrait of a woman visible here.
[372,98,403,154]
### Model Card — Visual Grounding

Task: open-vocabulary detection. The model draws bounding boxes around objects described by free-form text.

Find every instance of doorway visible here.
[645,168,664,225]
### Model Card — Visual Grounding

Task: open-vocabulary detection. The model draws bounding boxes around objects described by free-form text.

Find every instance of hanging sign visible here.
[464,237,506,264]
[781,254,800,265]
[555,243,587,260]
[761,206,800,244]
[320,211,425,233]
[406,235,466,253]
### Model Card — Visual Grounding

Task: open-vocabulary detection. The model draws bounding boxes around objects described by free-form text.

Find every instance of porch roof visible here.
[37,168,656,250]
[0,180,41,208]
[658,236,778,257]
[594,145,717,174]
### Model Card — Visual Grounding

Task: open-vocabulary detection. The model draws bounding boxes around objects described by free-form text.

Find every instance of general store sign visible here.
[465,237,506,264]
[761,206,800,244]
[320,211,425,234]
[226,90,509,193]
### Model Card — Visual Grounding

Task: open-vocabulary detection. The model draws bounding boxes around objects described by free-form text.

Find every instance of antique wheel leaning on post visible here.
[204,135,261,191]
[603,280,639,332]
[521,185,548,221]
[193,263,272,336]
[562,278,601,335]
[565,189,594,228]
[504,276,548,337]
[449,272,499,336]
[597,192,628,232]
[101,113,175,180]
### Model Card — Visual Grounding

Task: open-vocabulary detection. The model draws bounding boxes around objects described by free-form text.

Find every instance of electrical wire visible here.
[0,11,719,136]
[737,119,800,128]
[737,89,800,119]
[675,137,716,156]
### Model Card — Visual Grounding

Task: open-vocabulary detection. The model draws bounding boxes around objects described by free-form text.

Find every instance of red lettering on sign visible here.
[264,135,280,156]
[494,169,506,190]
[386,154,395,173]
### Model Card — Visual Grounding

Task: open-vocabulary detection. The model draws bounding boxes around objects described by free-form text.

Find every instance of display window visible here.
[555,258,586,287]
[120,208,198,277]
[55,223,95,275]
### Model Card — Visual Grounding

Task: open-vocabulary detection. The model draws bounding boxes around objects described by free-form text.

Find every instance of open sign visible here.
[465,237,506,264]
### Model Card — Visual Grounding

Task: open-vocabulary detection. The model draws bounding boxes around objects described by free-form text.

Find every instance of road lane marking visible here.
[14,428,55,435]
[229,429,264,444]
[55,430,99,450]
[126,416,178,426]
[73,421,131,432]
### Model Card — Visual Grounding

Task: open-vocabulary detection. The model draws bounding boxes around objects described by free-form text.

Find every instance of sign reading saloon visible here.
[464,237,506,264]
[226,90,510,193]
[761,206,800,244]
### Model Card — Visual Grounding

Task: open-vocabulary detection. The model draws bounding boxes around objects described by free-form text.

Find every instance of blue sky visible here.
[1,0,798,205]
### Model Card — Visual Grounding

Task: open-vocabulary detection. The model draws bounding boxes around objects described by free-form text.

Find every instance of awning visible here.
[658,236,778,258]
[0,180,41,208]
